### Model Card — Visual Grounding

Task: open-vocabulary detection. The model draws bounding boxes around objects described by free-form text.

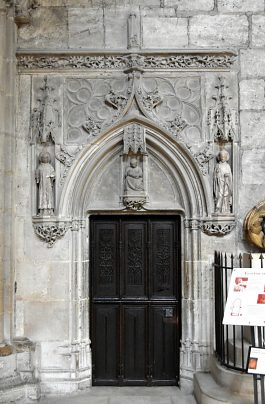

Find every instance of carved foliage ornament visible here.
[33,219,85,246]
[17,53,236,71]
[55,145,82,185]
[186,144,214,176]
[33,223,69,247]
[184,218,235,236]
[123,197,147,211]
[201,222,235,236]
[244,200,265,249]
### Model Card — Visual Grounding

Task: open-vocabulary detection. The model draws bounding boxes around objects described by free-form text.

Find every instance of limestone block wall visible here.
[0,0,264,396]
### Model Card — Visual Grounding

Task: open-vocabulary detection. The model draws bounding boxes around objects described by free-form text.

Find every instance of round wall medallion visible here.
[244,200,265,249]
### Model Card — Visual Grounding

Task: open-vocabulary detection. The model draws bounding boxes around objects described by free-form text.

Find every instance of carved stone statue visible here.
[124,157,144,193]
[213,149,233,214]
[35,151,55,216]
[41,85,61,143]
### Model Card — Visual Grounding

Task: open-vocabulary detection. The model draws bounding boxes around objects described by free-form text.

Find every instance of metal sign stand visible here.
[251,326,265,404]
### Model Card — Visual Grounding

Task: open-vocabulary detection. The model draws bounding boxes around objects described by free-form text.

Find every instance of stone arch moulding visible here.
[52,117,220,390]
[58,116,211,219]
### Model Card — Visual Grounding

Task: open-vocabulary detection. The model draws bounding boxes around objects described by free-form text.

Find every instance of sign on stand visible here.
[223,266,265,404]
[247,347,265,376]
[223,267,265,326]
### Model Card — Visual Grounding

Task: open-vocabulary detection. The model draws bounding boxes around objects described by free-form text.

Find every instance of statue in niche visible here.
[213,149,233,214]
[124,157,144,194]
[35,151,55,216]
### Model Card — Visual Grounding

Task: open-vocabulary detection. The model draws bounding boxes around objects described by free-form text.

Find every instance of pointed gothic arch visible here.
[58,116,212,219]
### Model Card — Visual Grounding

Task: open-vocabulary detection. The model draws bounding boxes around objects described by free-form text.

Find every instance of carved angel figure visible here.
[213,149,233,214]
[124,157,144,193]
[35,151,55,216]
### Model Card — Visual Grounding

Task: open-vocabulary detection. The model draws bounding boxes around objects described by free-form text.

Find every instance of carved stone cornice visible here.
[17,51,237,72]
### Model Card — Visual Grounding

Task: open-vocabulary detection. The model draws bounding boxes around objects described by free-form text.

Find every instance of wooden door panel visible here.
[92,304,119,384]
[123,305,147,382]
[122,222,147,298]
[92,221,119,299]
[151,221,176,299]
[151,305,178,383]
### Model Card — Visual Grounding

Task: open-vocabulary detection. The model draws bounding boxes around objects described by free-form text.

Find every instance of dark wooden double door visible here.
[90,216,181,386]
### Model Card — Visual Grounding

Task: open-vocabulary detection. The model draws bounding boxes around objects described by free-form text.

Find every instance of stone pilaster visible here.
[0,1,16,346]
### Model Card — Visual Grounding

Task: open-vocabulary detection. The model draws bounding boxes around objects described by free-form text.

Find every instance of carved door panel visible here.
[91,216,181,386]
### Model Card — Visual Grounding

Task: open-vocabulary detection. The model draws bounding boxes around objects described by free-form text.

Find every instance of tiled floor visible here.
[38,387,196,404]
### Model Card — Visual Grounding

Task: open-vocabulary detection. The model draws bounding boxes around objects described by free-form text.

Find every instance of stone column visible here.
[0,1,16,348]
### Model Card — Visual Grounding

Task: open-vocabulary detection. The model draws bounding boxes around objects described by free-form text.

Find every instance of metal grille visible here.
[214,251,265,371]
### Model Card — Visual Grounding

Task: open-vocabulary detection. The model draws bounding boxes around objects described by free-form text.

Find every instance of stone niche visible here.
[14,48,238,395]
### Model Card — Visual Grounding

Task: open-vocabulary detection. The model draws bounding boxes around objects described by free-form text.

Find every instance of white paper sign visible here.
[247,347,265,375]
[223,267,265,326]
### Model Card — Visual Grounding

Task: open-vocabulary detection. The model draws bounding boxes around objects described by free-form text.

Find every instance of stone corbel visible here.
[201,217,236,237]
[184,217,236,236]
[32,217,71,247]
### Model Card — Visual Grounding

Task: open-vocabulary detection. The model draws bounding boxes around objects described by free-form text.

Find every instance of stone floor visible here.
[38,387,197,404]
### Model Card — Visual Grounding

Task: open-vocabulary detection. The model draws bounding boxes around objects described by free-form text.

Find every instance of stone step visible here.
[210,356,253,397]
[194,372,253,404]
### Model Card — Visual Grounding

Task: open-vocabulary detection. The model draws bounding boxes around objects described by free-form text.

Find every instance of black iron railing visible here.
[214,251,265,372]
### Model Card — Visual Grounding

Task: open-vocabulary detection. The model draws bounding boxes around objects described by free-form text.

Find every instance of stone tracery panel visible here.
[64,75,202,146]
[65,77,130,144]
[139,76,201,141]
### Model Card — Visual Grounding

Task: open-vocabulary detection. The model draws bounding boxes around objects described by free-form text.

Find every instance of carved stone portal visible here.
[122,124,148,210]
[244,201,265,249]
